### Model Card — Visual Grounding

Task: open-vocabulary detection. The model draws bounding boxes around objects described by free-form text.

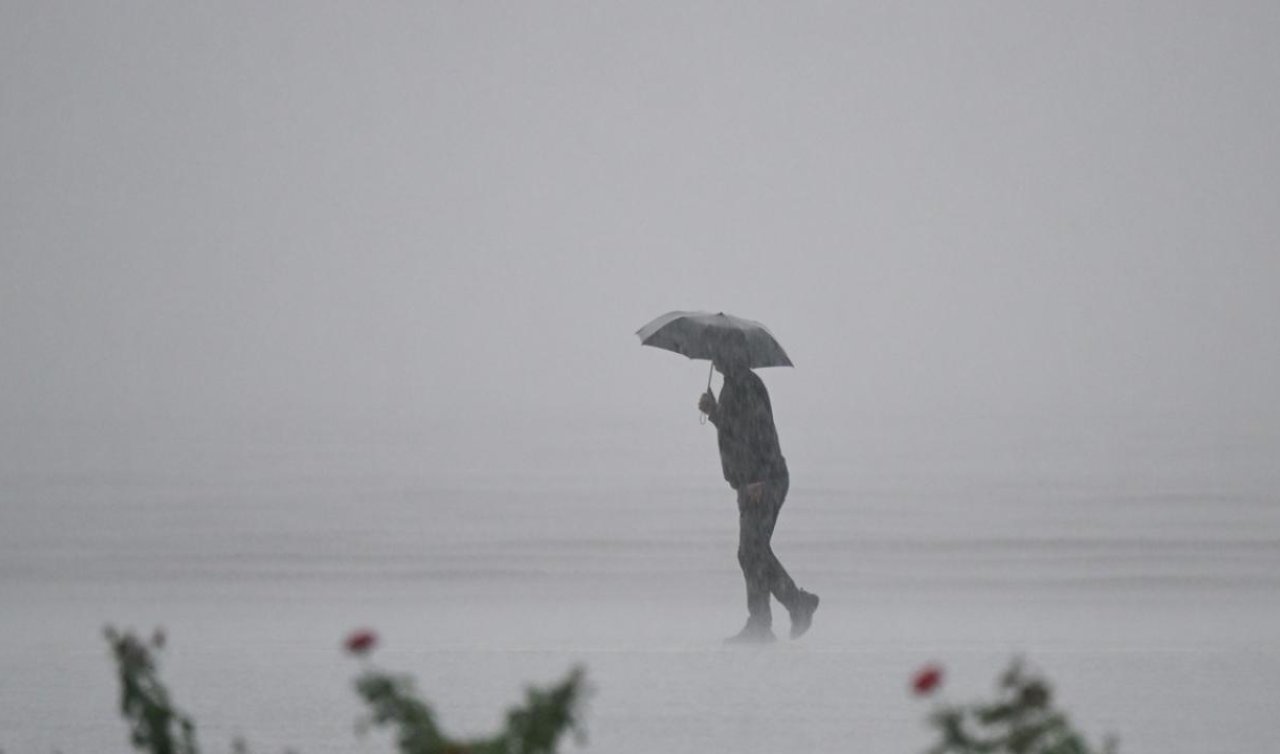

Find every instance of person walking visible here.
[699,352,819,643]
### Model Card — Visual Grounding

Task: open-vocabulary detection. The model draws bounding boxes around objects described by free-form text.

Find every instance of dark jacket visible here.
[708,370,788,489]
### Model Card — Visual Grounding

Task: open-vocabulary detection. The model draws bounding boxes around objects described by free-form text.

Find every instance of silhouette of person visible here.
[699,351,819,642]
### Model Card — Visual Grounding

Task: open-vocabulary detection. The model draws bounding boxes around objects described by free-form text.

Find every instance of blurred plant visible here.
[346,629,586,754]
[104,626,586,754]
[104,626,199,754]
[915,659,1118,754]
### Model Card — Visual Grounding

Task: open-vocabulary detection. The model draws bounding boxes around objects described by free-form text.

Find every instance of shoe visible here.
[723,622,777,644]
[788,591,820,639]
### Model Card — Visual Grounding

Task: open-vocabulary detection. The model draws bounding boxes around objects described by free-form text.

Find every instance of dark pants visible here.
[736,474,799,626]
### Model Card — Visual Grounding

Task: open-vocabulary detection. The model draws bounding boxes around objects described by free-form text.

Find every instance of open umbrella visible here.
[635,310,793,394]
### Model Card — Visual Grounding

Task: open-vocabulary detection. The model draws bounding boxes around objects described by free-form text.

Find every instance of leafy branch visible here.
[104,627,586,754]
[917,659,1118,754]
[104,627,199,754]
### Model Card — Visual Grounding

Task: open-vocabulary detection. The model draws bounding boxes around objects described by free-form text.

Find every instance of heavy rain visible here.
[4,4,1280,753]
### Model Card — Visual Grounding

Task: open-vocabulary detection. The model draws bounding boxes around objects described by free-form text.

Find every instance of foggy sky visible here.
[4,2,1279,439]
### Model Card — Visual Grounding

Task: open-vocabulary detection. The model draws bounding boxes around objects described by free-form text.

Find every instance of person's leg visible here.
[760,476,820,639]
[756,476,800,607]
[737,486,773,627]
[727,486,776,642]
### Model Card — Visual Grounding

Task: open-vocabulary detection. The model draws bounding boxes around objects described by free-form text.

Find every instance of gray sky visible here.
[4,2,1279,438]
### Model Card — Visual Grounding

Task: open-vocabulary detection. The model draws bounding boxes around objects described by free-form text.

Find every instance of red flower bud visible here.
[912,664,943,696]
[344,629,377,656]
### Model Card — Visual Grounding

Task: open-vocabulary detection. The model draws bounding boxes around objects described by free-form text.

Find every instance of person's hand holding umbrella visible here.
[698,389,717,420]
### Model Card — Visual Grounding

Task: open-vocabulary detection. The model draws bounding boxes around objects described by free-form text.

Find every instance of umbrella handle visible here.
[699,362,714,424]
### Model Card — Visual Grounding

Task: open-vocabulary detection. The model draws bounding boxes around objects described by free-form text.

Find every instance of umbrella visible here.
[635,310,793,393]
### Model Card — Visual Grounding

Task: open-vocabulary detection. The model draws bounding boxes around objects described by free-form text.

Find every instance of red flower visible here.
[912,664,943,696]
[344,629,378,656]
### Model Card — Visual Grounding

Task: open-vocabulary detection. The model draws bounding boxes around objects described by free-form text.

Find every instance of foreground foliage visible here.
[106,626,1117,754]
[352,664,585,754]
[104,627,586,754]
[916,659,1118,754]
[105,628,198,754]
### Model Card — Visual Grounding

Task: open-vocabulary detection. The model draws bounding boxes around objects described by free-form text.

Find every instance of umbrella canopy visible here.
[635,311,794,369]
